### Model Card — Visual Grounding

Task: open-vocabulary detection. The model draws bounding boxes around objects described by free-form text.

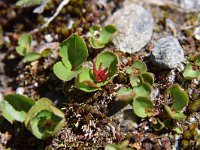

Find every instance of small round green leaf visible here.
[116,87,135,102]
[129,74,140,87]
[40,48,51,57]
[89,25,100,35]
[167,84,189,112]
[183,63,200,80]
[53,61,80,81]
[133,96,153,118]
[125,66,133,75]
[105,144,117,150]
[1,94,35,123]
[16,46,27,56]
[60,34,88,71]
[89,24,117,49]
[16,0,44,7]
[132,60,147,74]
[141,72,154,86]
[22,52,41,62]
[18,33,32,49]
[99,25,117,44]
[133,82,152,97]
[89,37,105,49]
[25,98,65,139]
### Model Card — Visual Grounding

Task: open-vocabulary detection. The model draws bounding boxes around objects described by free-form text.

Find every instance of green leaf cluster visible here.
[75,51,119,92]
[1,94,65,139]
[116,60,154,118]
[105,140,133,150]
[183,54,200,80]
[16,33,51,63]
[153,84,189,133]
[89,25,117,49]
[53,33,119,92]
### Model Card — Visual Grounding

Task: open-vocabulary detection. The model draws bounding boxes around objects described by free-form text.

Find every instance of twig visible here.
[180,24,200,30]
[30,0,70,34]
[33,0,50,14]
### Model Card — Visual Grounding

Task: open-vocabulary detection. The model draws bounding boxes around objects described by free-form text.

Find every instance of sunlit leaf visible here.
[183,63,200,80]
[167,84,189,112]
[60,34,88,70]
[1,94,35,123]
[16,0,44,7]
[116,87,134,102]
[53,61,80,81]
[133,82,152,97]
[18,33,32,49]
[133,96,153,118]
[89,25,117,49]
[25,98,65,139]
[22,52,41,62]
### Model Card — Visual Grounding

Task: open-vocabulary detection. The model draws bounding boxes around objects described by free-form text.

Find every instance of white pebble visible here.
[44,34,53,42]
[16,87,24,94]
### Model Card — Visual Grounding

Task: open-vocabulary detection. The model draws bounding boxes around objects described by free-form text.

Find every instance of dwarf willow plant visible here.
[183,54,200,80]
[153,84,189,133]
[16,33,51,63]
[89,25,117,49]
[53,34,88,81]
[116,60,154,118]
[1,94,65,139]
[53,33,119,92]
[75,51,119,92]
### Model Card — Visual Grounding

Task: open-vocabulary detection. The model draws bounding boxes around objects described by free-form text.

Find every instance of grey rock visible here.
[109,103,138,132]
[106,3,154,54]
[167,0,200,12]
[179,0,200,12]
[151,36,184,69]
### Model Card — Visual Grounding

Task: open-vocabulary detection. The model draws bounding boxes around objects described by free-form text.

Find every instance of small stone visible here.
[67,19,74,29]
[110,104,138,132]
[151,36,184,69]
[44,34,53,42]
[106,3,154,54]
[194,27,200,40]
[179,0,200,12]
[16,87,24,94]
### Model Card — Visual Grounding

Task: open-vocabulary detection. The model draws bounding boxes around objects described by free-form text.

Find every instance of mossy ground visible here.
[0,0,199,149]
